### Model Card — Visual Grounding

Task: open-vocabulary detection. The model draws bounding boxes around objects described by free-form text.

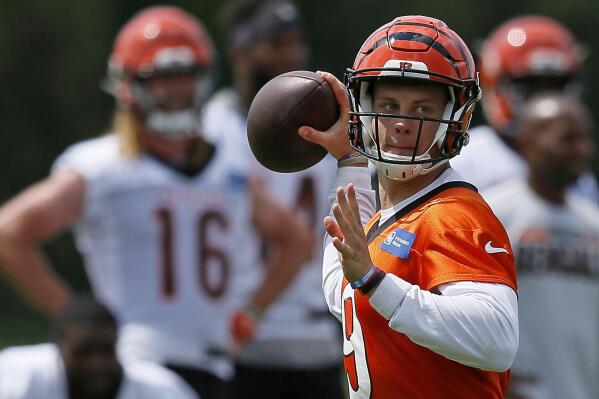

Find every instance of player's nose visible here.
[394,119,412,135]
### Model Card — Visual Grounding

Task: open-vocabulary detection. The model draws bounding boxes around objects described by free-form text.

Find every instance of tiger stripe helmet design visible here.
[345,16,481,181]
[479,15,583,133]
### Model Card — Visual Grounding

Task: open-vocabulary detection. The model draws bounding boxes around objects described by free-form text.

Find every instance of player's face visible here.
[143,71,198,111]
[59,324,122,398]
[528,106,593,186]
[508,75,575,100]
[247,28,308,89]
[371,81,448,157]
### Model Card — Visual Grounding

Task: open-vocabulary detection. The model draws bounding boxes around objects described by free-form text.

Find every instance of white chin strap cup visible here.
[378,162,424,181]
[145,109,200,138]
[374,148,450,181]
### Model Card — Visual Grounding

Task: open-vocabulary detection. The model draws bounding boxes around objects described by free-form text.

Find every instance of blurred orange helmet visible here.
[107,6,216,137]
[479,15,583,133]
[109,6,214,79]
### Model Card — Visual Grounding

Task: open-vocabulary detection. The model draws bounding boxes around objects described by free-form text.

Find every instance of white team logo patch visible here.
[383,231,396,245]
[484,240,509,254]
[381,59,429,79]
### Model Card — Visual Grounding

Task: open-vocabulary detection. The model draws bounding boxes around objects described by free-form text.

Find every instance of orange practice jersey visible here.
[341,182,517,399]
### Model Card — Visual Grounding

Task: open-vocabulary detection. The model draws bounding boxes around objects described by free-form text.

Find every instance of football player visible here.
[485,94,599,399]
[299,16,518,398]
[0,6,311,399]
[451,15,599,201]
[201,1,344,398]
[0,296,198,399]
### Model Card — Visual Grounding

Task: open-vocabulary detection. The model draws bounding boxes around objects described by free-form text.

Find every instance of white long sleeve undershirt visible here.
[322,166,519,372]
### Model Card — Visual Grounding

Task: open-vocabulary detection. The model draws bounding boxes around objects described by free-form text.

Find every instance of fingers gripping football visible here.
[299,71,353,159]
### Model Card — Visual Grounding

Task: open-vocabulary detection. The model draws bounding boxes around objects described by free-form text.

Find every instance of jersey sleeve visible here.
[322,166,377,321]
[0,348,31,399]
[0,344,63,399]
[419,205,517,291]
[51,135,120,221]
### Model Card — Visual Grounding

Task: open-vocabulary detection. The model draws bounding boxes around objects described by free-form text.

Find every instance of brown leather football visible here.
[247,70,339,173]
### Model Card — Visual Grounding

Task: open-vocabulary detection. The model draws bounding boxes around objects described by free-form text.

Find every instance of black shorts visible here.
[166,363,228,399]
[228,362,345,399]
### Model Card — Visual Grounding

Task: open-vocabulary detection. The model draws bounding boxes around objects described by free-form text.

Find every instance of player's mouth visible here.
[382,143,415,156]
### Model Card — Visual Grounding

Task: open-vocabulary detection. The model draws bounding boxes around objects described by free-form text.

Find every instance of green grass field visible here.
[0,292,49,349]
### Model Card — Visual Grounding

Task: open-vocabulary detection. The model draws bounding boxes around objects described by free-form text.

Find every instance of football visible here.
[247,70,339,173]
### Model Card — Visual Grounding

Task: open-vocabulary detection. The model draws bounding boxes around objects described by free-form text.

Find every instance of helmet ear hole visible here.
[443,130,460,153]
[449,131,458,149]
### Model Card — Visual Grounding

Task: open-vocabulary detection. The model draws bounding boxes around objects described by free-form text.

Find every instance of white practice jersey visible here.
[452,124,599,202]
[202,89,341,368]
[0,344,198,399]
[485,179,599,399]
[53,134,261,379]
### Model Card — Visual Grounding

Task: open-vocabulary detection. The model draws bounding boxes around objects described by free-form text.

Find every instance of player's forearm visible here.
[250,238,310,311]
[329,165,376,224]
[369,275,518,371]
[322,241,343,321]
[0,240,71,314]
[322,165,376,320]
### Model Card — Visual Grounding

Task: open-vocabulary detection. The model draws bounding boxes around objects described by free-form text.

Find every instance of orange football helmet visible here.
[479,15,583,134]
[346,16,480,180]
[108,6,215,137]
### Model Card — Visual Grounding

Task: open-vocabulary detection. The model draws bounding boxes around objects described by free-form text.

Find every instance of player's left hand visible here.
[230,307,260,350]
[324,183,374,283]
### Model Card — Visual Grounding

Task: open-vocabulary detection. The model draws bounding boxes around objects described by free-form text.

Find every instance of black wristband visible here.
[357,268,386,295]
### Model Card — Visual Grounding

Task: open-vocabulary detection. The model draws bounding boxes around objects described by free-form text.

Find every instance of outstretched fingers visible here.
[331,202,353,240]
[335,186,361,237]
[346,184,363,229]
[324,216,352,256]
[324,215,342,240]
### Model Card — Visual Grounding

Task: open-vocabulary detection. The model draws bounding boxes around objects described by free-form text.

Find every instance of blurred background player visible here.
[452,15,599,201]
[485,93,599,399]
[0,296,198,399]
[0,6,312,399]
[201,1,344,398]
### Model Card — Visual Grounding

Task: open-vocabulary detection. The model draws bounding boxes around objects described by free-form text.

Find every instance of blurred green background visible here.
[1,0,598,347]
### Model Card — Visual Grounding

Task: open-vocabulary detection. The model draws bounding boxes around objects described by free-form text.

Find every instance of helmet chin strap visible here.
[374,154,449,181]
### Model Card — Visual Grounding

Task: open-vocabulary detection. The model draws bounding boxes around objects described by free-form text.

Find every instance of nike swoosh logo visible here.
[485,241,509,254]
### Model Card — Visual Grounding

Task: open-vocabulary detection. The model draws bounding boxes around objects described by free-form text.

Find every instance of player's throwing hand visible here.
[299,72,353,160]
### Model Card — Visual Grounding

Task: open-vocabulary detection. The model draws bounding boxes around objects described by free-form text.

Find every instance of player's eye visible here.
[414,105,430,115]
[375,102,399,113]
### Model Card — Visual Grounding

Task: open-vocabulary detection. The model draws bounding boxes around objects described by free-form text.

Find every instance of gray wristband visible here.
[338,154,368,168]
